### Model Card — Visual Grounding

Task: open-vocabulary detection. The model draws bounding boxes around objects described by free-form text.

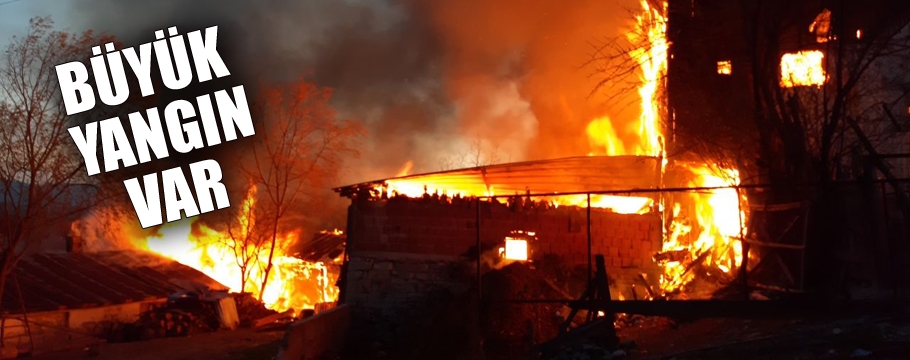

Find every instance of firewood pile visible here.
[135,305,218,338]
[82,290,295,347]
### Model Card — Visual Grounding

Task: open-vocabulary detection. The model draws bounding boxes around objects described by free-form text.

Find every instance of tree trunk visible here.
[258,218,280,302]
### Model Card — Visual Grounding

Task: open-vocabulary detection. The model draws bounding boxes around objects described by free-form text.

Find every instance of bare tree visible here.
[742,2,909,193]
[738,1,910,291]
[0,18,108,307]
[438,135,507,171]
[219,185,267,294]
[245,80,362,301]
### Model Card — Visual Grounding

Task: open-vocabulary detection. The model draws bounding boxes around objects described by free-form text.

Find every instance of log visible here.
[253,310,295,329]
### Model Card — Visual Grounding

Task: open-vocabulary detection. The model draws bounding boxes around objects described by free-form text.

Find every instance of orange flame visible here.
[378,176,653,215]
[629,0,668,158]
[780,50,827,87]
[585,116,626,156]
[622,0,749,294]
[396,160,414,177]
[585,0,667,158]
[133,186,339,313]
[660,164,747,292]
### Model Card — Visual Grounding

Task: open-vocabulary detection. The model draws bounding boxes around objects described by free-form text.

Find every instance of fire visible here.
[379,175,652,214]
[365,0,748,297]
[502,238,529,261]
[551,194,652,214]
[574,0,669,213]
[133,186,339,313]
[584,0,666,159]
[620,0,749,294]
[780,50,827,87]
[629,0,668,158]
[660,164,747,292]
[396,160,414,177]
[809,9,832,43]
[585,116,626,156]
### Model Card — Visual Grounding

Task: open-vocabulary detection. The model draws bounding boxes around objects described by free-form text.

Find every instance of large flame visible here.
[590,0,747,294]
[375,1,749,296]
[628,0,668,158]
[133,186,339,313]
[660,164,747,292]
[585,0,666,158]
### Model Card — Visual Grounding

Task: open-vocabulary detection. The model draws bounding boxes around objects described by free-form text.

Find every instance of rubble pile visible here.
[481,262,568,360]
[234,292,279,327]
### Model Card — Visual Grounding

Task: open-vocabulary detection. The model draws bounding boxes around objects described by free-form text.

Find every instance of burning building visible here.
[665,0,910,293]
[324,0,756,355]
[333,155,664,353]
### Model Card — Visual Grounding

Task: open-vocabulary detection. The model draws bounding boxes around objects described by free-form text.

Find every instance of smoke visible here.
[63,0,643,250]
[71,0,639,180]
[480,248,521,271]
[69,205,150,252]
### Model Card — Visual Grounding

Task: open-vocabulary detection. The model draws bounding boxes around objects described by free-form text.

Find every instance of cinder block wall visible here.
[346,198,662,269]
[340,197,663,354]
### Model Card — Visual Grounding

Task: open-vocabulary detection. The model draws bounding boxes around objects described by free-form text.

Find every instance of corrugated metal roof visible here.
[2,251,228,314]
[334,155,662,198]
[293,231,345,262]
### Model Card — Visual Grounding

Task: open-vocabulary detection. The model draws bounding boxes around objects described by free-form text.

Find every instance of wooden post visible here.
[476,198,482,300]
[595,255,619,348]
[587,194,593,285]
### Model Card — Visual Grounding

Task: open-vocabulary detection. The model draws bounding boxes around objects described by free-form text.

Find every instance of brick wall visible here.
[340,198,663,355]
[346,197,662,270]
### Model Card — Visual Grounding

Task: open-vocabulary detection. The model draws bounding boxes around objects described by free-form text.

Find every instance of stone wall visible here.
[277,304,351,360]
[343,252,474,341]
[341,251,481,359]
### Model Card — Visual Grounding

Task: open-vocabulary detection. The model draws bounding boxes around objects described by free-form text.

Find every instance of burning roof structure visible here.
[336,155,663,214]
[294,230,346,263]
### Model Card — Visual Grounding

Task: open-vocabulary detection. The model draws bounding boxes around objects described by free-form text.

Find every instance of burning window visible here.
[809,9,832,43]
[500,230,536,261]
[502,238,529,261]
[717,60,732,75]
[780,51,827,88]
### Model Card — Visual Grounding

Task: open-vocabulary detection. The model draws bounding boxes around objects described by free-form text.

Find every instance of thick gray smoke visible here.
[72,0,639,184]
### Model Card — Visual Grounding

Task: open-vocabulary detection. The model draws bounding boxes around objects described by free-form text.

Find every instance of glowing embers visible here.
[780,50,827,88]
[809,9,832,43]
[551,194,653,215]
[499,230,537,261]
[717,60,732,75]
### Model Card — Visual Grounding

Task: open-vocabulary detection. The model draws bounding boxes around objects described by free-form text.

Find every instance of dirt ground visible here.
[31,328,285,360]
[616,311,910,360]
